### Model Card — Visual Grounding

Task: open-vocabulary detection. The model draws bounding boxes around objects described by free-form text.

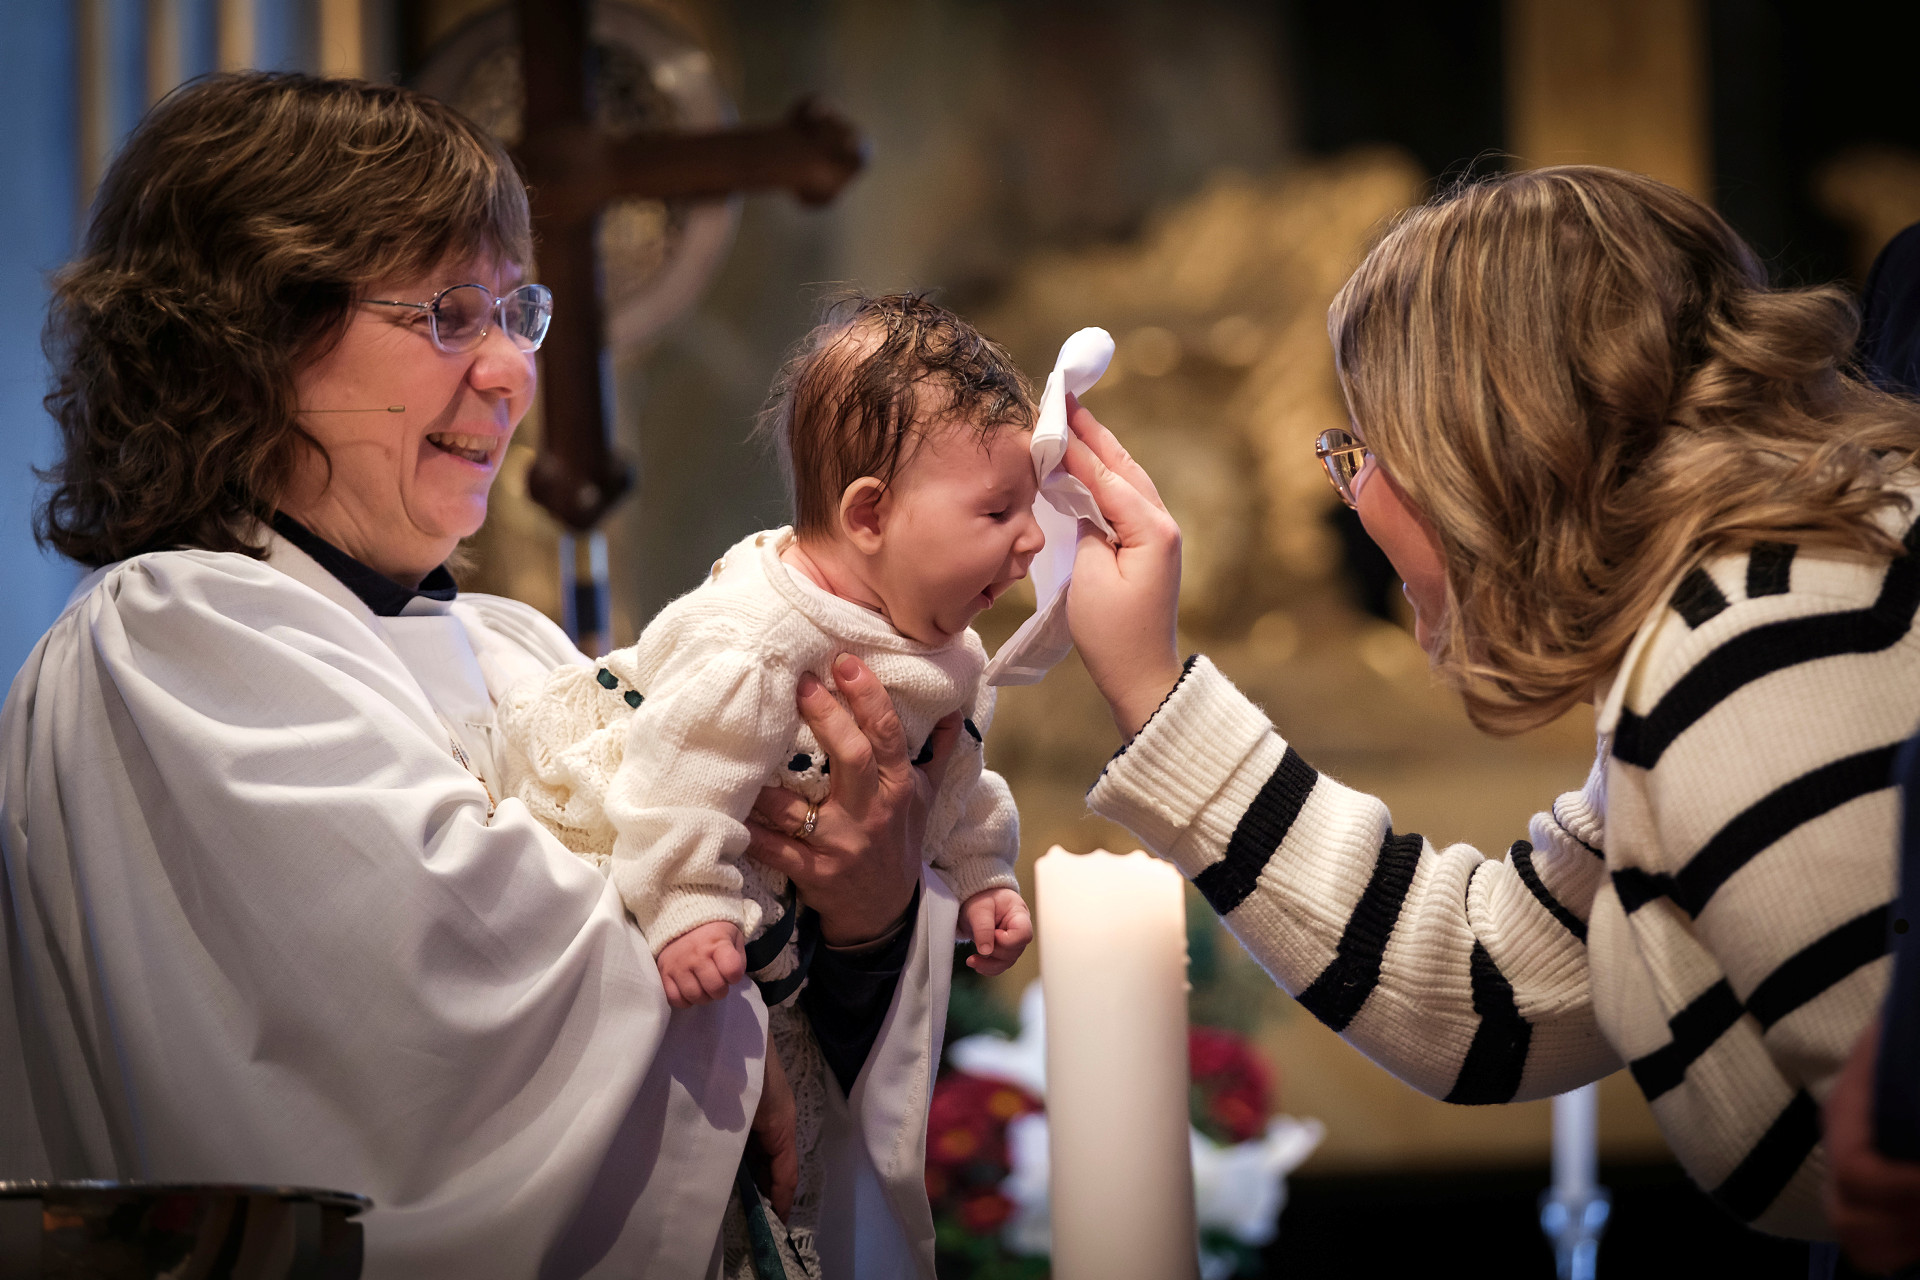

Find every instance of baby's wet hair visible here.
[756,292,1035,536]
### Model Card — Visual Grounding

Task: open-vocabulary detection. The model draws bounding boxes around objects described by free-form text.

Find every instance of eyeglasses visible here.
[1314,427,1372,509]
[364,282,553,354]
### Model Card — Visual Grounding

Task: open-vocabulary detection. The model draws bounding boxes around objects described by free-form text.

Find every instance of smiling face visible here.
[282,257,536,586]
[861,420,1046,644]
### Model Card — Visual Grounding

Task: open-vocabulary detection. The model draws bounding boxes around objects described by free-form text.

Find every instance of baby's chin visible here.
[912,602,988,645]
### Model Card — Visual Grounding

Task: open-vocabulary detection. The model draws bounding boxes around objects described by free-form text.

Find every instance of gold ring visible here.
[793,805,820,841]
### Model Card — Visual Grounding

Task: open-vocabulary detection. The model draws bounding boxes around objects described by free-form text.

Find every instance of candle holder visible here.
[1538,1184,1610,1280]
[1541,1083,1610,1280]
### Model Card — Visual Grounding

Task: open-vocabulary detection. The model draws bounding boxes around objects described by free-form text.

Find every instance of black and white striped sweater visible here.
[1088,505,1917,1239]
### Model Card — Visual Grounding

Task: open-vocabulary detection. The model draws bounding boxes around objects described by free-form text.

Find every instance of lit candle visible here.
[1036,846,1199,1280]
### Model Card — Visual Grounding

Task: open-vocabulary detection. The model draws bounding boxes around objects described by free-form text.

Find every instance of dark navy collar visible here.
[270,512,458,617]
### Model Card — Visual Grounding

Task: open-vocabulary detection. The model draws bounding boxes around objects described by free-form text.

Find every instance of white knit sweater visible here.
[1088,504,1917,1239]
[497,527,1019,955]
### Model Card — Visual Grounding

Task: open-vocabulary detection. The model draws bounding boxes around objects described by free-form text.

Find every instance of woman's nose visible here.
[468,323,536,401]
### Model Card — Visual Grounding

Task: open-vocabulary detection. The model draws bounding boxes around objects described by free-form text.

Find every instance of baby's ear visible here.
[838,476,889,553]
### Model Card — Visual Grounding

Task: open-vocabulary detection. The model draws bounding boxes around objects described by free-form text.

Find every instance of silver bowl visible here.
[0,1182,369,1278]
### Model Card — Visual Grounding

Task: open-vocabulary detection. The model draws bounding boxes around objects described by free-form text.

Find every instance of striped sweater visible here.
[1088,504,1918,1239]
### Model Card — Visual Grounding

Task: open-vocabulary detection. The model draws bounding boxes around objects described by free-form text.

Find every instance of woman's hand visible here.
[1060,394,1185,739]
[744,654,959,946]
[1824,1018,1920,1274]
[748,1043,798,1221]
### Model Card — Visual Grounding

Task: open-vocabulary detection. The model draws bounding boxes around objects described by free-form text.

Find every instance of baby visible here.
[497,293,1038,1268]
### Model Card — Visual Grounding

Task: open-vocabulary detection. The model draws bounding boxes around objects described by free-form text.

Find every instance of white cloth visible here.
[985,326,1115,687]
[495,527,1020,954]
[0,533,952,1277]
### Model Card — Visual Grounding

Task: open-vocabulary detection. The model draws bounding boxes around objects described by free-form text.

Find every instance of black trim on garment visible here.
[1746,543,1797,598]
[270,511,458,617]
[1508,840,1588,942]
[1294,828,1424,1033]
[1629,978,1744,1102]
[1611,743,1901,917]
[1193,746,1319,916]
[800,882,920,1098]
[1096,653,1201,777]
[754,910,819,1008]
[1670,566,1730,628]
[1613,515,1920,771]
[1444,936,1533,1105]
[744,887,802,972]
[1550,801,1605,859]
[1712,1089,1821,1223]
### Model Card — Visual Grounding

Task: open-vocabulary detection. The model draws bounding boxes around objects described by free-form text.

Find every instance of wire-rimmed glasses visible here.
[365,282,554,354]
[1314,427,1372,509]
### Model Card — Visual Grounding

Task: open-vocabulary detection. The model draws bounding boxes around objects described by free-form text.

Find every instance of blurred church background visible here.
[7,1,1920,1274]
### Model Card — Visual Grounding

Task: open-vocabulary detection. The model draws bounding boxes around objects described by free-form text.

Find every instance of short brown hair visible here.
[1330,165,1920,733]
[757,293,1034,536]
[36,72,532,567]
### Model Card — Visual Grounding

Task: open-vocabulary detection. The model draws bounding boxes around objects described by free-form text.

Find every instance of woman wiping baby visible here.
[496,293,1039,1274]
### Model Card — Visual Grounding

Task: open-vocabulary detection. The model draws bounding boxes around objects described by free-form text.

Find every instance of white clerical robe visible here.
[0,535,954,1279]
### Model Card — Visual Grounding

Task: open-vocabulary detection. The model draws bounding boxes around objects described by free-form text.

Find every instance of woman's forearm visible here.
[1087,655,1617,1103]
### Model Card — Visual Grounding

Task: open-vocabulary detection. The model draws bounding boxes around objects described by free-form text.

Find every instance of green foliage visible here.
[935,1221,1050,1280]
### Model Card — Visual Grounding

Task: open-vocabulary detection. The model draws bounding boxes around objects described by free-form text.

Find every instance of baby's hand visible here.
[657,920,746,1008]
[960,887,1033,976]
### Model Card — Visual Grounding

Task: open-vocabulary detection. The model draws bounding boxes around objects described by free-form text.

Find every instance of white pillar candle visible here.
[1552,1082,1599,1204]
[1037,846,1199,1280]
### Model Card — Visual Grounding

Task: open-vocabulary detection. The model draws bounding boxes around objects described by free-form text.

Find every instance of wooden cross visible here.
[512,0,864,535]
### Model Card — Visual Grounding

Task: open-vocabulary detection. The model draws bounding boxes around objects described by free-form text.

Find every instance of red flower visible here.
[959,1190,1015,1234]
[926,1070,1043,1230]
[985,1084,1031,1122]
[927,1071,1040,1172]
[1189,1026,1243,1079]
[1188,1026,1276,1144]
[934,1124,983,1163]
[1209,1091,1265,1144]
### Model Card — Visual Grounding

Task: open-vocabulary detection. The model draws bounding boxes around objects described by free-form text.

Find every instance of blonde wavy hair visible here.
[1330,165,1920,734]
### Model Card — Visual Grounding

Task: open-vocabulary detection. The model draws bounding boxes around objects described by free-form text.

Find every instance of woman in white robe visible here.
[0,72,953,1279]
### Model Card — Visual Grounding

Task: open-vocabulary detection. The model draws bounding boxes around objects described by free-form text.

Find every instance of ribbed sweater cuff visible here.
[642,891,755,958]
[941,858,1022,905]
[1086,655,1277,872]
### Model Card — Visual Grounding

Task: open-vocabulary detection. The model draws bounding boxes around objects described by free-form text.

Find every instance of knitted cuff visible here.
[939,855,1022,907]
[641,889,756,959]
[1086,655,1278,868]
